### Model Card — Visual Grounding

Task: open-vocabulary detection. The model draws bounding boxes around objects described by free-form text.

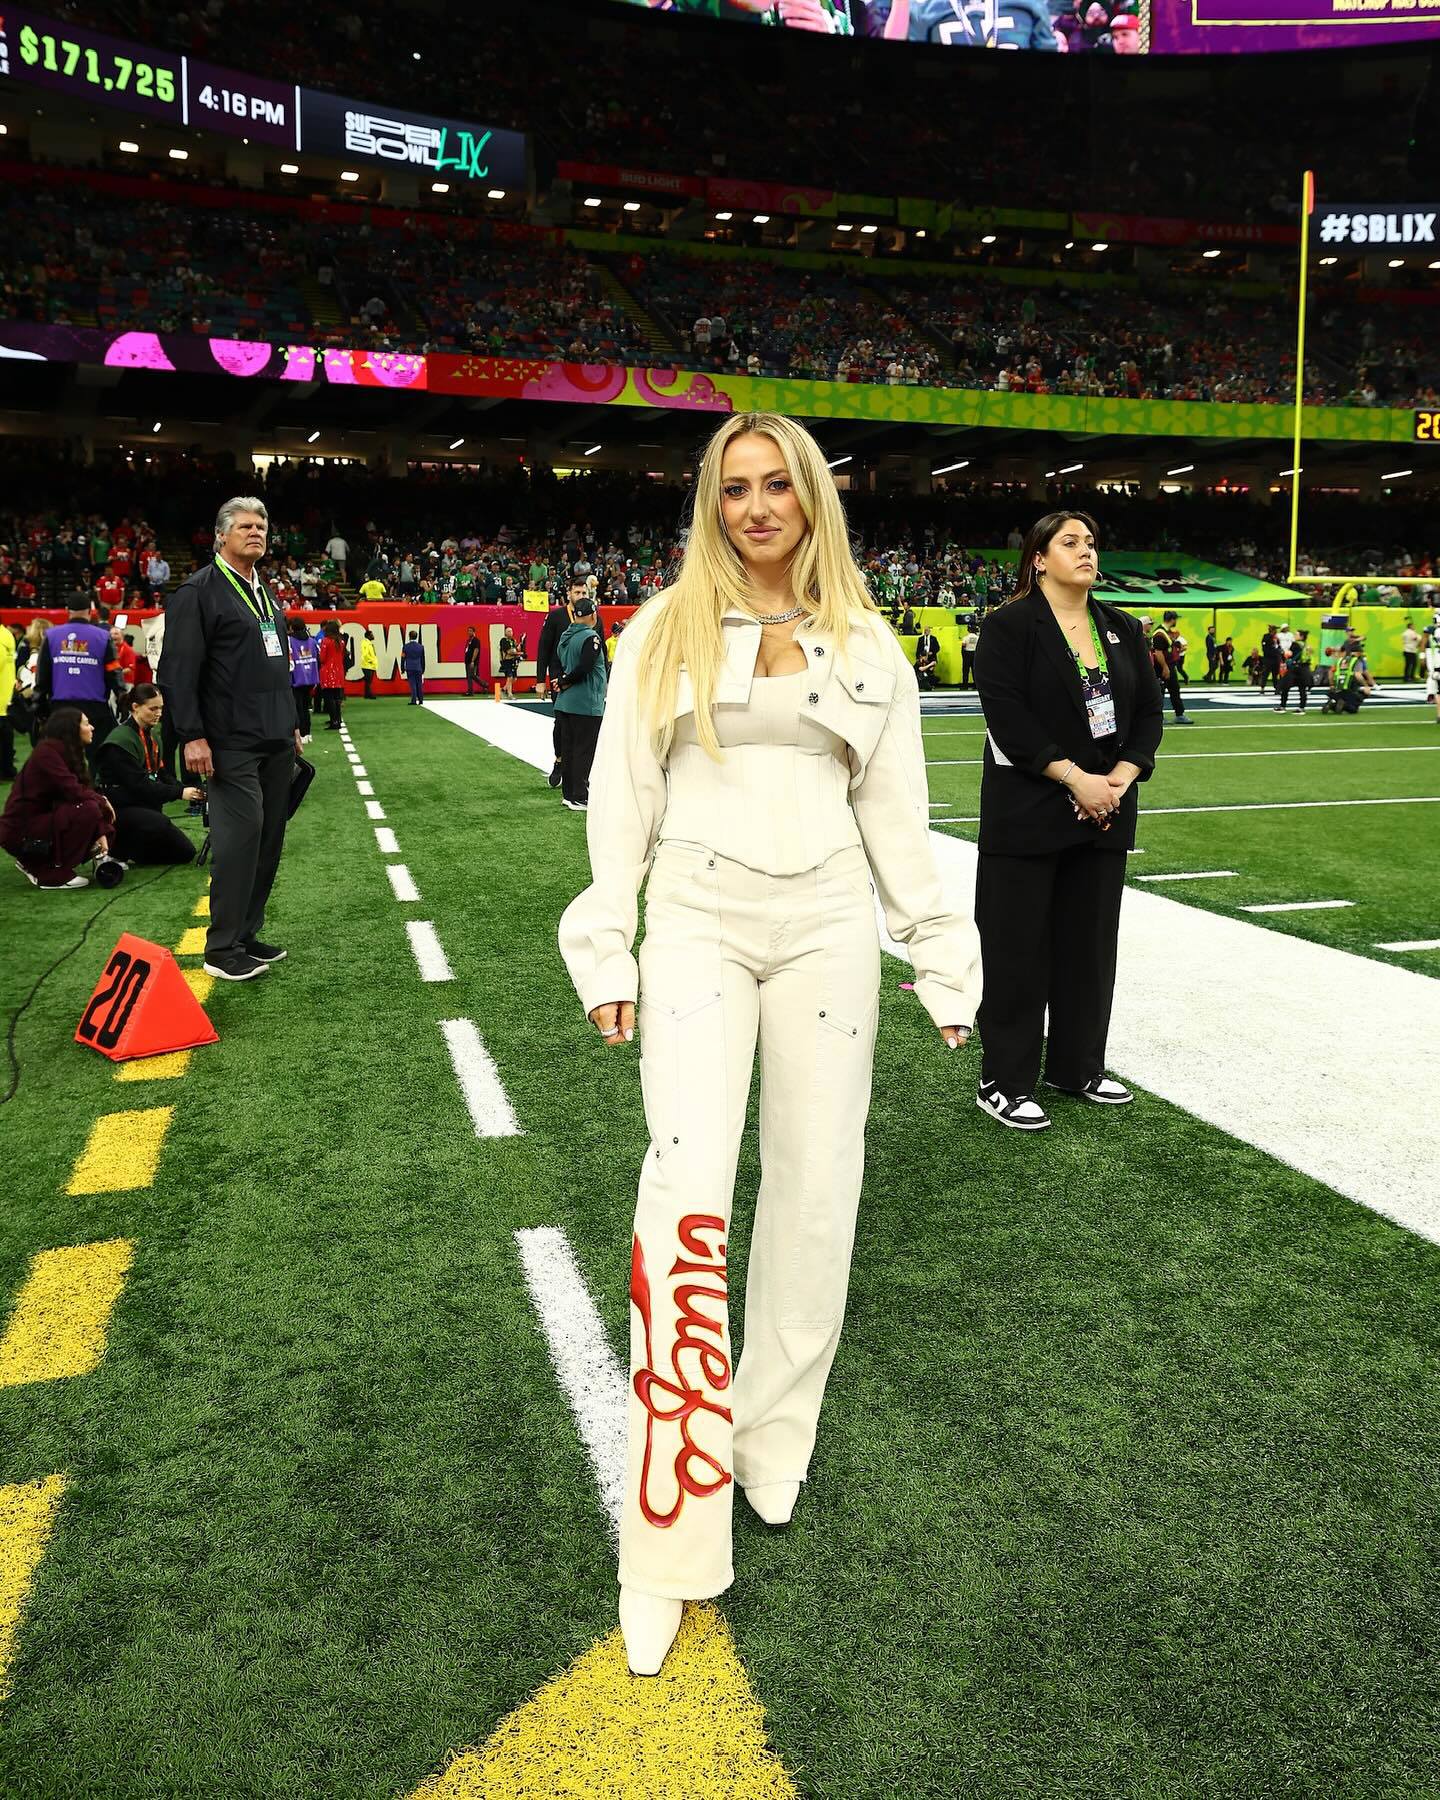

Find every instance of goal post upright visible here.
[1287,169,1314,587]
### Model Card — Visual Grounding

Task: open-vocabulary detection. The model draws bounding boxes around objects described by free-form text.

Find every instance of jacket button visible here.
[819,1010,826,1018]
[855,681,864,692]
[814,645,824,656]
[808,692,819,705]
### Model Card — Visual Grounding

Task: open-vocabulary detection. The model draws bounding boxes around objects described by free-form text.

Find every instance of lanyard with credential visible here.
[1066,609,1108,682]
[216,557,273,627]
[1068,610,1117,742]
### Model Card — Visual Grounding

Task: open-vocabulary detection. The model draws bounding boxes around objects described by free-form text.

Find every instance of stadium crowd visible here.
[5,178,1438,407]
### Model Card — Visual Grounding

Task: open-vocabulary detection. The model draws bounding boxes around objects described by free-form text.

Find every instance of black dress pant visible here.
[206,741,292,957]
[113,805,196,866]
[975,845,1127,1096]
[557,712,602,805]
[1163,669,1186,717]
[293,687,313,736]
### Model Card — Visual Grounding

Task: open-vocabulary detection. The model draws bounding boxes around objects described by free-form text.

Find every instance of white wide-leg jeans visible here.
[621,837,881,1601]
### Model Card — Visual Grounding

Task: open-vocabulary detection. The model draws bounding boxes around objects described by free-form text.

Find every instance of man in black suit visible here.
[162,496,302,983]
[972,512,1164,1130]
[535,578,586,790]
[914,627,941,691]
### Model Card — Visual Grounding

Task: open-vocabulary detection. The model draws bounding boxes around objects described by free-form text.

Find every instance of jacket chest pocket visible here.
[811,663,894,770]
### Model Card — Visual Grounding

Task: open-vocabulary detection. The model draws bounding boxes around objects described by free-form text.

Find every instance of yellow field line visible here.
[65,1109,173,1196]
[173,927,208,958]
[407,1605,796,1800]
[0,1241,136,1389]
[114,1050,193,1082]
[193,894,210,917]
[0,1475,66,1702]
[181,970,214,1007]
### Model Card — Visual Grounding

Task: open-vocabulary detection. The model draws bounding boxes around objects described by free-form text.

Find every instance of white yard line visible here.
[440,1019,523,1139]
[351,764,368,778]
[928,746,1440,766]
[365,800,386,821]
[385,864,421,903]
[1241,899,1353,913]
[438,701,1440,1246]
[405,920,453,983]
[1136,870,1238,883]
[375,827,399,854]
[356,779,375,796]
[941,797,1440,823]
[1376,938,1440,951]
[514,1226,627,1538]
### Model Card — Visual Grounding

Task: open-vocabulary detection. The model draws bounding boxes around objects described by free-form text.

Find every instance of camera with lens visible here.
[93,852,126,889]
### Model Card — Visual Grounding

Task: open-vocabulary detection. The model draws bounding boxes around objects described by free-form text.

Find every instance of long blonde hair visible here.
[634,412,880,760]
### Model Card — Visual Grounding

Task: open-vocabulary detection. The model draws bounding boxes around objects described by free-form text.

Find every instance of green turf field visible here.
[925,708,1440,966]
[1,705,1437,1799]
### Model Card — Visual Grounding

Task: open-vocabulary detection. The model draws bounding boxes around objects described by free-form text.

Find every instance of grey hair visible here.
[214,496,269,550]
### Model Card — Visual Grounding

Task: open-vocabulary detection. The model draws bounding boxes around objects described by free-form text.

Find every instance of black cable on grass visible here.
[0,864,178,1109]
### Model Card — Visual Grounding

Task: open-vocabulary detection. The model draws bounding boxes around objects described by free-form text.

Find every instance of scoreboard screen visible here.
[0,7,527,182]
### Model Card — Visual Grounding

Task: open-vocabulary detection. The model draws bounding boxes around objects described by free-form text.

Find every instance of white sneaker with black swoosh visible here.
[1046,1075,1133,1105]
[976,1081,1051,1131]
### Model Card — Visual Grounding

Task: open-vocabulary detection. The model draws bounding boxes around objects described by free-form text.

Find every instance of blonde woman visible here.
[558,413,982,1676]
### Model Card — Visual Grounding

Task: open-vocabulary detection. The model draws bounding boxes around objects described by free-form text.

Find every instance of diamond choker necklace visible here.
[751,603,806,625]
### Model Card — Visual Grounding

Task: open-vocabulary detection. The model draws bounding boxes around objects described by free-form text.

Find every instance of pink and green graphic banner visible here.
[0,321,1416,445]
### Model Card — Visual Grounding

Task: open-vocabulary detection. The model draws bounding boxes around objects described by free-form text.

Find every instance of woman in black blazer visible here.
[972,511,1163,1130]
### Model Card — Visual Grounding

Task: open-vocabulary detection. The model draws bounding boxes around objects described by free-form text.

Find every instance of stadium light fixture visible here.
[837,223,854,232]
[1319,255,1338,266]
[1380,468,1412,479]
[118,140,139,154]
[931,460,970,475]
[168,148,188,160]
[280,162,299,174]
[1064,241,1074,249]
[1044,470,1056,478]
[307,431,320,444]
[583,444,602,456]
[981,234,997,244]
[1431,260,1440,269]
[340,171,359,182]
[450,438,465,450]
[487,189,506,200]
[1166,464,1195,474]
[753,214,771,224]
[152,421,162,433]
[860,224,878,234]
[0,125,6,136]
[1202,249,1222,259]
[623,201,641,212]
[432,182,450,194]
[1059,462,1084,473]
[715,211,732,220]
[1277,467,1302,476]
[1091,242,1108,252]
[412,50,421,59]
[1388,258,1404,268]
[827,456,853,469]
[915,229,926,238]
[584,197,603,207]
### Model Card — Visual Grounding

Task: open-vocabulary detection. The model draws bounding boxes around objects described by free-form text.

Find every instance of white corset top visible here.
[659,670,864,875]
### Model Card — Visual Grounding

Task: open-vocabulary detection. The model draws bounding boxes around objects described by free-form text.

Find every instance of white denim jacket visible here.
[558,600,982,1030]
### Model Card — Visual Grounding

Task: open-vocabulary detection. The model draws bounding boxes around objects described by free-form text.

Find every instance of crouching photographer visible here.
[94,683,202,867]
[0,708,117,890]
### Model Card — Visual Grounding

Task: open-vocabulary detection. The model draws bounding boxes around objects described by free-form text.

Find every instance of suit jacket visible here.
[974,591,1163,856]
[915,632,941,663]
[160,560,299,747]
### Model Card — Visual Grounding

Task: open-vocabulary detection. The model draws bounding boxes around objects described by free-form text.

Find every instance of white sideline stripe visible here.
[351,764,368,778]
[440,1019,522,1139]
[405,920,453,982]
[425,698,554,773]
[1377,938,1440,951]
[925,717,1437,736]
[940,797,1440,823]
[1136,870,1238,883]
[514,1226,626,1538]
[1242,899,1353,913]
[356,779,375,796]
[386,864,421,903]
[927,746,1440,766]
[374,827,399,854]
[439,697,1440,1245]
[365,800,386,820]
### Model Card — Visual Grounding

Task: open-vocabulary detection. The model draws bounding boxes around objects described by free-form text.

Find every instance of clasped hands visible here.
[1067,767,1134,826]
[588,1001,969,1053]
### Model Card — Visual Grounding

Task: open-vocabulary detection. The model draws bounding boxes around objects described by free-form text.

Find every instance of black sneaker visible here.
[1046,1074,1133,1106]
[547,761,563,789]
[242,939,287,963]
[202,949,270,982]
[976,1080,1051,1131]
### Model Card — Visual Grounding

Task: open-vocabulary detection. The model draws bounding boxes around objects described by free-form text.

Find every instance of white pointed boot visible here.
[743,1481,800,1525]
[618,1588,684,1677]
